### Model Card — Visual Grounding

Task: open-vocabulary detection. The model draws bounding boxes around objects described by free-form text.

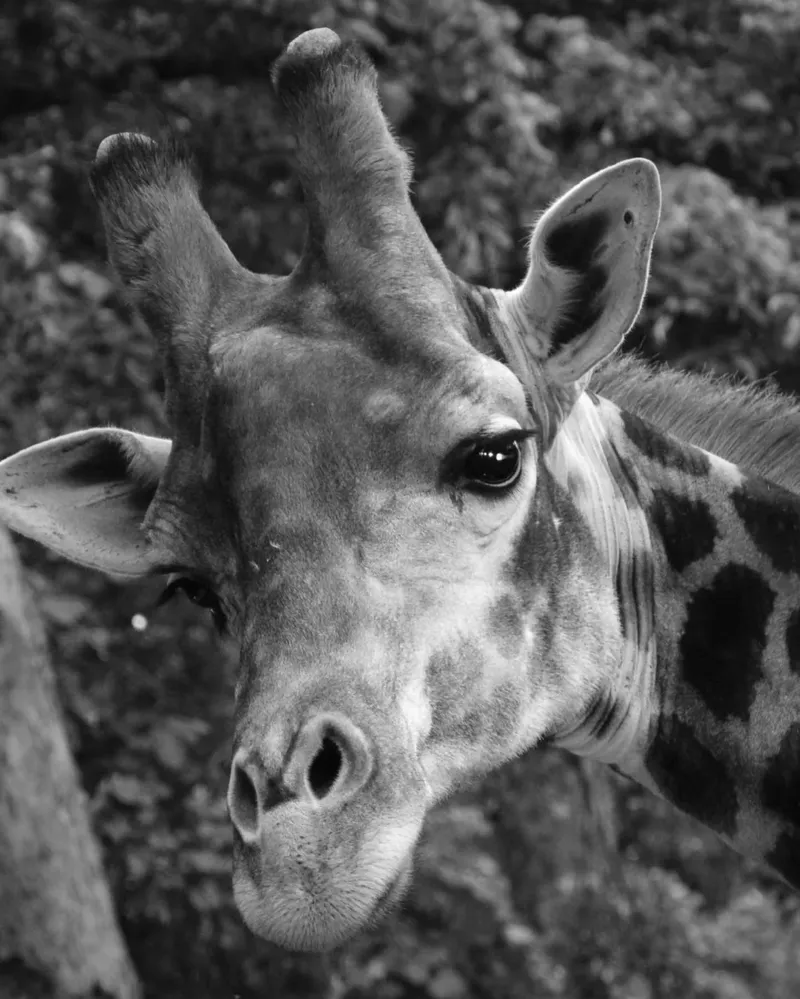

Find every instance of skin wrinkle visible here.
[543,393,656,767]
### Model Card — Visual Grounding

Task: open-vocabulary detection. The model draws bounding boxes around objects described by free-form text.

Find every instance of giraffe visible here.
[1,27,799,952]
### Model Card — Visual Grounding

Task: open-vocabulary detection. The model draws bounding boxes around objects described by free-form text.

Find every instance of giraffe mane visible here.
[591,352,800,494]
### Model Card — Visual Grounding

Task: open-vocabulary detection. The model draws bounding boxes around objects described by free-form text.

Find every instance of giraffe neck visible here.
[544,393,657,767]
[548,391,800,886]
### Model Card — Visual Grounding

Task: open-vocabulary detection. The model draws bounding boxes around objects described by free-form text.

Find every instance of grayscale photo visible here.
[1,2,799,997]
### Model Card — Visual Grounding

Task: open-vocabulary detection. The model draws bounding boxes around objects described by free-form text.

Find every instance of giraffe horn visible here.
[272,30,447,291]
[89,132,263,437]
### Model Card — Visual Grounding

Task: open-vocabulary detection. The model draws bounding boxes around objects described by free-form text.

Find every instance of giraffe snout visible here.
[227,712,374,842]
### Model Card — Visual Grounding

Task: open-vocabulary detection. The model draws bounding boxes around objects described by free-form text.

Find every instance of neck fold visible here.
[545,393,656,767]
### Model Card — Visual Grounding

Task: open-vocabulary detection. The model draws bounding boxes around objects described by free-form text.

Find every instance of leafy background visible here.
[2,0,800,996]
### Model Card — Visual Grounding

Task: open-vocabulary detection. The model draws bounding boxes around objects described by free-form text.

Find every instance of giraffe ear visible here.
[501,159,661,386]
[0,429,172,578]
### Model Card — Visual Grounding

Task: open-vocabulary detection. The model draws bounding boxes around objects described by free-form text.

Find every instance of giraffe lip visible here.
[370,854,413,923]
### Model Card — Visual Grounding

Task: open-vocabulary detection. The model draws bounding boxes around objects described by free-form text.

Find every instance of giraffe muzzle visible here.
[226,703,427,951]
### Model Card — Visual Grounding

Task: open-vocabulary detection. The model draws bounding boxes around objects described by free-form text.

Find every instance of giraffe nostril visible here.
[286,713,374,807]
[229,759,260,839]
[307,736,343,800]
[228,715,373,828]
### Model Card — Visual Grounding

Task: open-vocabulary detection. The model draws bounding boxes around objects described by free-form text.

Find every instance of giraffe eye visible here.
[462,439,522,491]
[158,576,227,632]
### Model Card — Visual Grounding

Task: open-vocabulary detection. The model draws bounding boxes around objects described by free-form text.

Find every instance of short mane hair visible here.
[592,352,800,494]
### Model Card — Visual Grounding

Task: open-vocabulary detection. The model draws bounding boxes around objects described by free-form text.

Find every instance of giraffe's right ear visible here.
[0,430,172,578]
[499,159,661,389]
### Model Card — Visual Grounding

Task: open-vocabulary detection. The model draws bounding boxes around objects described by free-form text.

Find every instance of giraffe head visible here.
[0,30,661,949]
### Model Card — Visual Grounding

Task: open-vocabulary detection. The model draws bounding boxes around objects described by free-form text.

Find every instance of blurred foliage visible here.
[1,0,799,997]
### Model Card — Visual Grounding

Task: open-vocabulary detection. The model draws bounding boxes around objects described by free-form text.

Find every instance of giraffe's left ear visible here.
[500,159,661,387]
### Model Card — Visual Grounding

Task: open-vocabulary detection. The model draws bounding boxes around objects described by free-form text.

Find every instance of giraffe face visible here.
[0,30,663,950]
[169,300,554,950]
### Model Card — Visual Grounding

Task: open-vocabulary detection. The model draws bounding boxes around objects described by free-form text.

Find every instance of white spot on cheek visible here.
[364,390,408,425]
[523,623,534,650]
[398,670,432,751]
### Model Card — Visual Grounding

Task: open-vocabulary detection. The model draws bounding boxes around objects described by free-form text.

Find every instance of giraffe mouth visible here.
[230,796,424,951]
[368,853,414,924]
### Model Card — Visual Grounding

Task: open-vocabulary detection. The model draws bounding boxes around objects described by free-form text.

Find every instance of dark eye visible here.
[463,439,523,491]
[158,576,226,632]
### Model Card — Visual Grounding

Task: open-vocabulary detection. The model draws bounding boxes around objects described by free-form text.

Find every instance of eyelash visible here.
[446,429,535,494]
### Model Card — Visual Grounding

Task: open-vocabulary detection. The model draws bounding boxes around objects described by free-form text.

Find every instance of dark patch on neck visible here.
[761,723,800,827]
[786,607,800,675]
[649,489,718,574]
[644,714,738,836]
[731,478,800,575]
[619,409,711,477]
[765,829,800,889]
[679,563,774,723]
